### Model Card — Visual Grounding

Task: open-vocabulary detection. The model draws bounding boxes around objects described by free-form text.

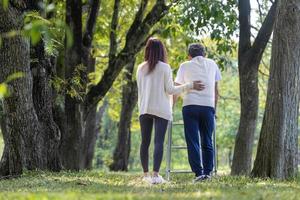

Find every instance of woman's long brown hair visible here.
[144,38,167,73]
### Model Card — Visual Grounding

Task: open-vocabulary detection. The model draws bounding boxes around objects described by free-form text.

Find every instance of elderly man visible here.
[174,43,221,182]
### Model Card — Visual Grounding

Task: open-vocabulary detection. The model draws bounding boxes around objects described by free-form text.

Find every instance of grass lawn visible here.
[0,170,299,200]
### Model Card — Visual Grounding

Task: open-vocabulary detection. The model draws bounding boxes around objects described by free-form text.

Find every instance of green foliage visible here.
[0,0,8,9]
[181,0,237,39]
[0,83,8,99]
[0,171,299,199]
[23,10,73,48]
[0,72,24,99]
[0,2,72,52]
[157,1,238,69]
[51,64,87,101]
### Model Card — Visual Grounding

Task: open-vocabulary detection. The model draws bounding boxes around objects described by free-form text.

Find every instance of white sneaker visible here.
[142,175,152,184]
[151,175,166,184]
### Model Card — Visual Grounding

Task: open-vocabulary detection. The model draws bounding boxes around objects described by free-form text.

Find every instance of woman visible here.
[136,38,204,184]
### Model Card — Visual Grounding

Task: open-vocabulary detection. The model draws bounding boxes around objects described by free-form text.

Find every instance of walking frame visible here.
[165,119,218,181]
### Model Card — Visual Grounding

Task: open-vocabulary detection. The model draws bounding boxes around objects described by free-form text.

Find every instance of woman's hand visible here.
[193,81,205,91]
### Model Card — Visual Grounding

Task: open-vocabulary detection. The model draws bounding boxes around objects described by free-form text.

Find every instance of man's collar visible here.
[191,56,203,60]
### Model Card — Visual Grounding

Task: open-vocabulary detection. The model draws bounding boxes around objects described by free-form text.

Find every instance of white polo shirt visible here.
[175,56,221,108]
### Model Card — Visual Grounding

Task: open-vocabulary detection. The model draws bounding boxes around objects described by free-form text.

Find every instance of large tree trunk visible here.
[231,0,277,175]
[31,42,62,171]
[109,59,138,171]
[0,6,42,176]
[252,0,300,179]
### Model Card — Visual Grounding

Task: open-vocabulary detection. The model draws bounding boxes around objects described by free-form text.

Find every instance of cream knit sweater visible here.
[137,61,192,121]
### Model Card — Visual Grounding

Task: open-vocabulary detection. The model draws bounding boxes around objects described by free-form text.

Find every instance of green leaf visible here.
[5,72,24,83]
[30,27,42,45]
[0,83,8,99]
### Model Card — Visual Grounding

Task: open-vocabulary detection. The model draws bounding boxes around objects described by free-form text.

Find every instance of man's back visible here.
[175,56,221,108]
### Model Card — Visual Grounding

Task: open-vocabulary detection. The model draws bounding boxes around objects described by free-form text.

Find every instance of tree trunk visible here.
[0,6,42,176]
[231,0,277,175]
[60,0,103,170]
[231,60,259,175]
[109,59,138,171]
[60,0,85,170]
[252,0,300,179]
[31,42,62,171]
[81,104,107,169]
[0,103,13,177]
[80,58,99,169]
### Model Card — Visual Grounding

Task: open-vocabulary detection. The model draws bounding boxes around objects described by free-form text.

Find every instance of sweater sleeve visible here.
[164,65,193,95]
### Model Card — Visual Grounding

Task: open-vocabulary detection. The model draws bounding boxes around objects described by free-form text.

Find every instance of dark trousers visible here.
[139,114,168,173]
[182,105,215,176]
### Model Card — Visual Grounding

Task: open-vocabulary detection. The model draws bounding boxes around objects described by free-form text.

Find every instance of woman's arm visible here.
[164,66,204,95]
[164,67,192,95]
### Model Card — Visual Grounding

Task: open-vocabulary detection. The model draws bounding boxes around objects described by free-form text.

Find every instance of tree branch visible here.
[250,0,277,63]
[65,0,83,76]
[256,0,264,23]
[125,0,149,42]
[85,0,170,115]
[238,0,252,56]
[108,0,121,60]
[82,0,101,48]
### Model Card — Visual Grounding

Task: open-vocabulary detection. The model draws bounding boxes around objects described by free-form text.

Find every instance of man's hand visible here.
[193,81,205,91]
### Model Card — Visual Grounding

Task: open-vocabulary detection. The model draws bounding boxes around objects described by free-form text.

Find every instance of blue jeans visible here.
[182,105,215,176]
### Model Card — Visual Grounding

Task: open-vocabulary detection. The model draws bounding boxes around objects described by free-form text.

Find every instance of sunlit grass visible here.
[0,170,299,199]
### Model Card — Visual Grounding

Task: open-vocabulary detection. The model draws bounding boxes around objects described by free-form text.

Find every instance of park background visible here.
[0,0,299,199]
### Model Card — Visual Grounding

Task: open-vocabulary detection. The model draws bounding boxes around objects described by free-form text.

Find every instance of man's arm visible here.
[215,82,219,116]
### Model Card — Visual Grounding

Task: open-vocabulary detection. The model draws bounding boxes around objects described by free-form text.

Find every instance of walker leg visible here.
[166,121,172,181]
[213,119,217,176]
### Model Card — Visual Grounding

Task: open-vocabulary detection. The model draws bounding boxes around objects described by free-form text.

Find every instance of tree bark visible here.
[231,0,277,175]
[252,0,300,179]
[109,59,138,171]
[31,42,62,171]
[80,105,103,169]
[0,5,41,176]
[0,103,12,177]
